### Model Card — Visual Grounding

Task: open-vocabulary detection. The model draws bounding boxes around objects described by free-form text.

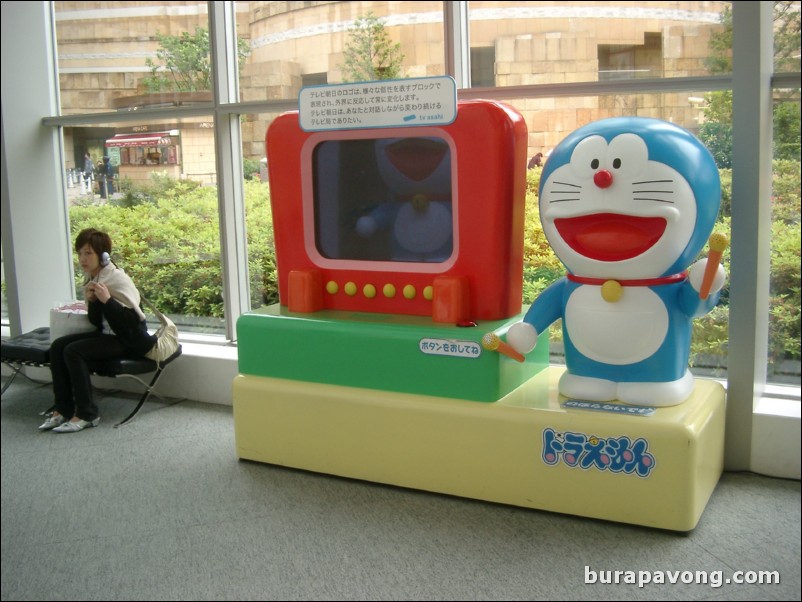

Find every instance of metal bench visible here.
[1,326,182,427]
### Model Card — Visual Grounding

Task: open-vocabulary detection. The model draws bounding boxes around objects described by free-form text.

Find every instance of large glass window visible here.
[769,0,801,386]
[54,2,223,335]
[768,126,801,386]
[241,109,281,314]
[468,1,730,88]
[61,115,224,335]
[55,2,217,113]
[44,1,799,386]
[462,1,799,387]
[244,1,445,99]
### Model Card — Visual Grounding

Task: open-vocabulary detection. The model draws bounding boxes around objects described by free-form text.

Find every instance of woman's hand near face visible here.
[93,282,111,303]
[85,282,97,302]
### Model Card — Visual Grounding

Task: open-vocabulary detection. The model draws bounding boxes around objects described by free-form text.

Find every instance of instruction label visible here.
[299,76,457,131]
[419,338,482,359]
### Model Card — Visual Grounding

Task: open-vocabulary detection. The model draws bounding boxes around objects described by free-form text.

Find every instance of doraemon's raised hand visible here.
[688,259,727,299]
[694,232,729,299]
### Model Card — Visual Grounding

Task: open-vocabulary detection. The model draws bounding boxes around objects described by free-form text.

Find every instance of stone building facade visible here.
[54,1,728,181]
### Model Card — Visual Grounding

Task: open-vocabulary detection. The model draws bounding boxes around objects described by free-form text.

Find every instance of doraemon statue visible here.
[508,117,726,407]
[356,137,453,262]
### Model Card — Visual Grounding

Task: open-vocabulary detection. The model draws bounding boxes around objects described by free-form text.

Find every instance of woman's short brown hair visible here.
[74,228,112,257]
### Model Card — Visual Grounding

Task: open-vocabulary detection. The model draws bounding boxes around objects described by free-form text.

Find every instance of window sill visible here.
[751,394,801,480]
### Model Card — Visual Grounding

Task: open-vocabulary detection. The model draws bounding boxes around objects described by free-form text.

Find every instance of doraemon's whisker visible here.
[549,198,580,203]
[634,197,675,203]
[632,190,673,194]
[553,181,582,188]
[632,179,673,184]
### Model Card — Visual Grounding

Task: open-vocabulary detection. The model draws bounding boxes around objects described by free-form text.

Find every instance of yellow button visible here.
[363,284,376,298]
[326,281,339,295]
[344,282,357,296]
[383,284,396,298]
[403,285,416,299]
[423,286,434,301]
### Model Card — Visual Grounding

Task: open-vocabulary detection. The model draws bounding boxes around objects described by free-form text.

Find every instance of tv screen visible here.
[312,136,454,264]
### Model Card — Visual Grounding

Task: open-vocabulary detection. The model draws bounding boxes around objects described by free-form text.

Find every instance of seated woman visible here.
[39,228,156,433]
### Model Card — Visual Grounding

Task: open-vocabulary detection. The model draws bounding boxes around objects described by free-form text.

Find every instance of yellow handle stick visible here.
[482,332,525,363]
[699,232,729,300]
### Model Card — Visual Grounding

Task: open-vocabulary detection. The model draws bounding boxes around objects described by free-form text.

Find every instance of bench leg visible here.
[2,360,52,399]
[1,364,22,396]
[113,368,165,427]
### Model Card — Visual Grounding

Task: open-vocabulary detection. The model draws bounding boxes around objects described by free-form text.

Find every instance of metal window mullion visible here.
[210,1,249,342]
[444,1,470,88]
[726,1,774,470]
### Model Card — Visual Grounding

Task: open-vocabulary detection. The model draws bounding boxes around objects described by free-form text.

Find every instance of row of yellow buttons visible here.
[326,281,433,301]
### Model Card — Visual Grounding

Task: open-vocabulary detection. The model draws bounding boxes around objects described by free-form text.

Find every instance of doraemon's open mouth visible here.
[554,213,666,261]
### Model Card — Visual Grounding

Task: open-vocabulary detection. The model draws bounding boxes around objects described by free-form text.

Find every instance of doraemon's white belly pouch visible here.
[565,285,668,365]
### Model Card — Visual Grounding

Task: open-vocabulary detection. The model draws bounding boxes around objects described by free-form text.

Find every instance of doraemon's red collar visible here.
[566,272,687,286]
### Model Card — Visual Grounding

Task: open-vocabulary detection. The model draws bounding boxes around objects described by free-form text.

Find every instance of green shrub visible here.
[70,178,223,317]
[243,158,262,181]
[769,218,801,364]
[243,179,277,307]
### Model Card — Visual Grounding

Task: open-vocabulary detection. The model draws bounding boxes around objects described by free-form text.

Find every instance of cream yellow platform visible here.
[233,367,725,531]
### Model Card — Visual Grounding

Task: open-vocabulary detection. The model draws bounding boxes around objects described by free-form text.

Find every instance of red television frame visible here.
[266,99,528,323]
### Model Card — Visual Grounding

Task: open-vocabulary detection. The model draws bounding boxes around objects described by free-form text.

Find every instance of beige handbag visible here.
[141,295,180,362]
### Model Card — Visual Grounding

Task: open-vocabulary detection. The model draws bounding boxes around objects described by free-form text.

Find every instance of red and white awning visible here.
[105,132,173,147]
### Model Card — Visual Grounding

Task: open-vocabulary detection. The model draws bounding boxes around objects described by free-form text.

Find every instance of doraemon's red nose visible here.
[593,169,613,188]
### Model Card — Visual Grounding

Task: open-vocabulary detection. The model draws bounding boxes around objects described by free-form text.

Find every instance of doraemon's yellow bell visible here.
[601,280,623,303]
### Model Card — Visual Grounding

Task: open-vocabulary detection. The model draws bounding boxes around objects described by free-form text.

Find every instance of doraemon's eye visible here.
[607,134,648,176]
[569,135,609,179]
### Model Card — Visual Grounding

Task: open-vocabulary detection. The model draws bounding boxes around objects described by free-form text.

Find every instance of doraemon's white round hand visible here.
[688,258,727,295]
[507,322,538,354]
[356,216,377,237]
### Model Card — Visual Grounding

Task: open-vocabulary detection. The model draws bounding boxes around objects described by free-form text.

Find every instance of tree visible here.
[699,2,801,165]
[705,2,800,75]
[340,13,405,82]
[143,27,250,93]
[774,0,802,73]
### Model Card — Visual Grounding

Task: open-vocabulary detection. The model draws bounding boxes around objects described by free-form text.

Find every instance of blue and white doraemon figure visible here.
[508,118,726,407]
